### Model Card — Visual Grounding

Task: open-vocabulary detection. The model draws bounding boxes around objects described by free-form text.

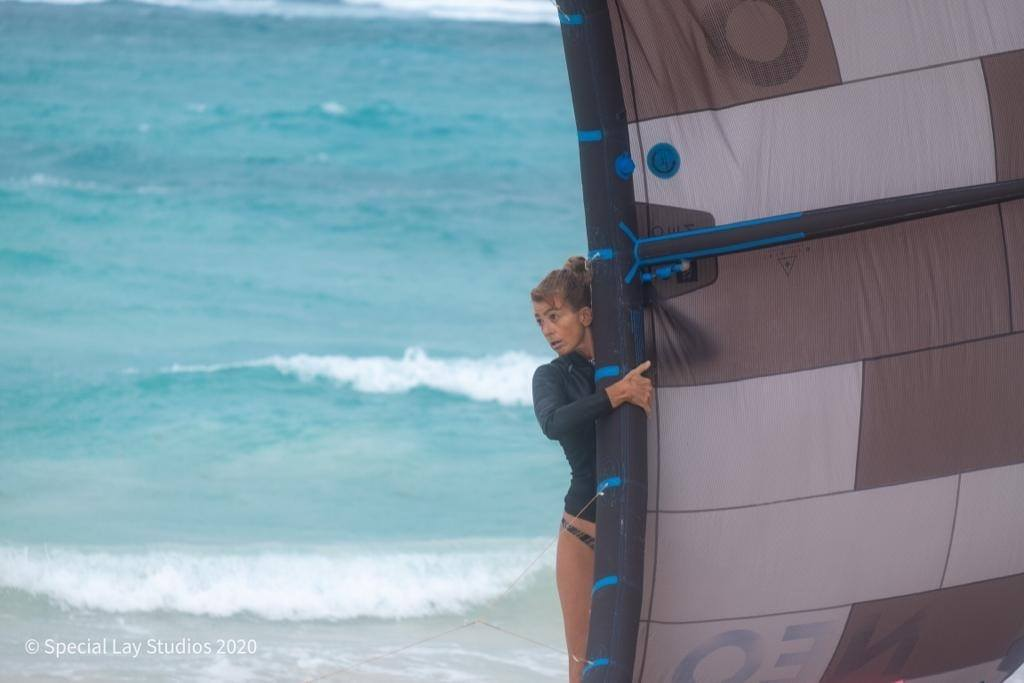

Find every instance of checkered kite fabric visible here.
[598,2,1024,681]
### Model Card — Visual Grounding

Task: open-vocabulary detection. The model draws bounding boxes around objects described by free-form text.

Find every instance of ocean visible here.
[1,0,582,679]
[2,1,1023,682]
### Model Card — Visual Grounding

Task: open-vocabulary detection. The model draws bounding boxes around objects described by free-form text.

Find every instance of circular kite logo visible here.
[647,143,681,179]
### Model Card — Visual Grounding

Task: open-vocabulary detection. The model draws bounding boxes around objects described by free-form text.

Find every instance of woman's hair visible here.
[531,255,592,311]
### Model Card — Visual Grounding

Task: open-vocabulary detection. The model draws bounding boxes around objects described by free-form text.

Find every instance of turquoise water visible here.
[0,0,583,679]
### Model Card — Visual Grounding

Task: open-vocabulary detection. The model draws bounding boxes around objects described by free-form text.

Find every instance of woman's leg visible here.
[555,511,596,683]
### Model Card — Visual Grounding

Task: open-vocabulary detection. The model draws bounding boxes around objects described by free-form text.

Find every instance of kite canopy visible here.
[555,1,1024,681]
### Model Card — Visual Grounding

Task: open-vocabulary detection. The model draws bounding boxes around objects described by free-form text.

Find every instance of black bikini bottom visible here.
[560,517,596,550]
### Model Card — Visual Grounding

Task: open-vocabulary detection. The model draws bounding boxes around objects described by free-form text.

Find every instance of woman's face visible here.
[533,294,592,356]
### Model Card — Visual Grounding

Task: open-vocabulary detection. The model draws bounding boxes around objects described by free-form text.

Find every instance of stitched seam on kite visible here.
[939,473,962,588]
[633,48,1024,125]
[640,570,1024,626]
[982,57,1016,330]
[654,330,1024,390]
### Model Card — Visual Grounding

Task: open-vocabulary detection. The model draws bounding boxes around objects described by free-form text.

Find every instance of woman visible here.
[530,255,652,682]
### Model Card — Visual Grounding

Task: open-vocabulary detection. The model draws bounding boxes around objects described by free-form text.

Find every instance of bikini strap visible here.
[560,517,596,550]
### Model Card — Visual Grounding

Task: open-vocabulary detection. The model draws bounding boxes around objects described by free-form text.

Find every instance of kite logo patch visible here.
[771,245,809,276]
[701,0,810,87]
[647,143,681,179]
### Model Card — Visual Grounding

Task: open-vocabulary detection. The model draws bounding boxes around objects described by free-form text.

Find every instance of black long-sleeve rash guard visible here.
[531,350,615,523]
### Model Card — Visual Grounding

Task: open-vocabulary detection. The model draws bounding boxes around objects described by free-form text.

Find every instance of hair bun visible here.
[563,255,588,274]
[531,255,592,310]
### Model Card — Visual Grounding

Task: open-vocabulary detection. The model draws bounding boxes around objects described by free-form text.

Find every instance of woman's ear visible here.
[579,306,593,326]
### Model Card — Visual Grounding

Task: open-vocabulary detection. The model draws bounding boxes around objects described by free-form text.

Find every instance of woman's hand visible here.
[605,360,653,416]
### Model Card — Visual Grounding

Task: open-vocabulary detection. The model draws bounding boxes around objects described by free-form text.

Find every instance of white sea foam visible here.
[5,0,102,4]
[319,101,347,116]
[340,0,557,24]
[8,173,107,192]
[0,540,553,620]
[5,173,171,195]
[1,0,560,24]
[164,347,547,406]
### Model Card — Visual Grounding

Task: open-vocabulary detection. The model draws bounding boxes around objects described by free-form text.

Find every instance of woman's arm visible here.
[532,364,614,441]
